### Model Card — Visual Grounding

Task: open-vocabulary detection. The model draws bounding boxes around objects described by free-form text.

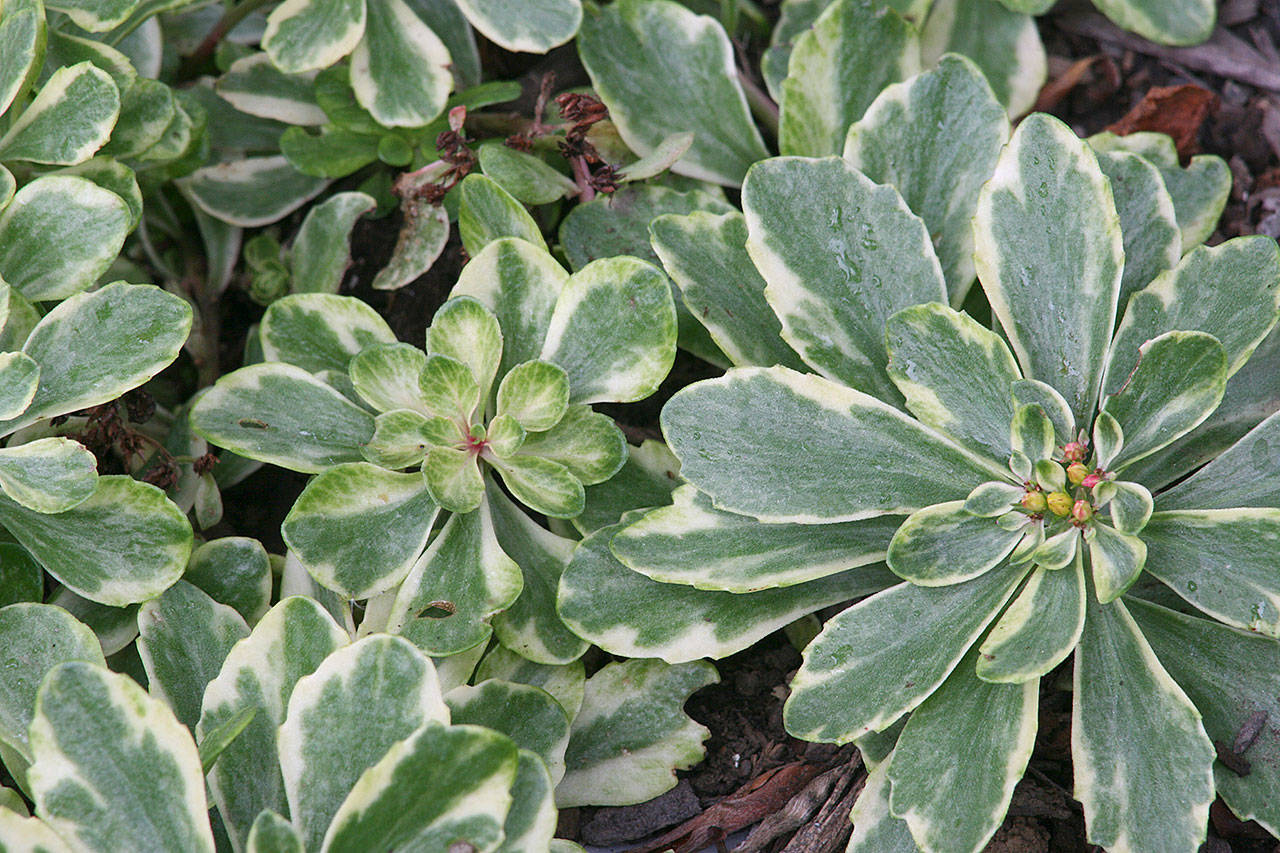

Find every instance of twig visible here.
[180,0,275,75]
[738,71,779,138]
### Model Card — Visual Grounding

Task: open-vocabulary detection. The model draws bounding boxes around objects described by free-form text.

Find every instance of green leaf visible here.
[613,484,898,591]
[424,446,484,513]
[184,536,272,625]
[474,645,585,720]
[246,811,304,853]
[778,0,919,158]
[1105,237,1280,395]
[447,680,569,783]
[45,587,137,657]
[52,157,142,231]
[197,706,256,775]
[97,77,174,159]
[501,750,557,853]
[844,55,1009,305]
[488,482,586,664]
[453,0,581,52]
[557,659,716,807]
[886,303,1021,460]
[661,366,1008,524]
[388,497,522,656]
[1103,331,1227,471]
[491,454,584,519]
[0,437,96,513]
[280,637,450,849]
[0,476,192,607]
[0,0,44,120]
[1139,509,1280,637]
[974,113,1123,426]
[562,514,897,663]
[617,131,694,182]
[29,662,214,853]
[279,126,381,179]
[650,211,806,370]
[1072,596,1214,852]
[408,0,479,87]
[137,581,249,729]
[920,0,1045,117]
[350,0,452,127]
[1106,481,1152,534]
[1157,408,1280,511]
[888,648,1037,853]
[190,363,376,474]
[451,238,568,381]
[496,361,570,432]
[261,292,395,374]
[0,543,42,607]
[0,604,104,767]
[0,176,129,302]
[1,283,189,433]
[0,62,117,165]
[363,409,446,467]
[743,156,947,402]
[1129,599,1280,837]
[262,0,365,73]
[323,721,518,852]
[198,597,348,851]
[216,52,327,125]
[290,192,376,293]
[348,343,430,413]
[888,501,1023,586]
[1093,0,1213,45]
[847,754,918,852]
[976,560,1085,682]
[575,439,680,535]
[178,156,328,228]
[478,144,576,205]
[0,353,37,422]
[457,173,546,256]
[784,560,1026,742]
[576,0,769,186]
[1087,522,1146,603]
[515,405,624,485]
[370,195,449,291]
[1011,404,1056,465]
[1093,149,1181,312]
[283,464,439,599]
[539,256,676,404]
[428,296,504,405]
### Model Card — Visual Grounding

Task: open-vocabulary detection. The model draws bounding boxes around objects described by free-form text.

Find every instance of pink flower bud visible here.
[1082,472,1104,489]
[1072,500,1093,524]
[1062,441,1087,463]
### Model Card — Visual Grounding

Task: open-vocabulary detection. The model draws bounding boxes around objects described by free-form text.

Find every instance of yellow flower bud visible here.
[1046,491,1072,517]
[1066,462,1089,486]
[1021,490,1047,513]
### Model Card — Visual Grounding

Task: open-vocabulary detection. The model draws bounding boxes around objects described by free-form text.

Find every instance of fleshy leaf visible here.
[457,173,546,255]
[198,597,348,851]
[478,143,577,205]
[178,156,328,228]
[888,501,1023,586]
[661,366,1008,524]
[278,635,449,851]
[1009,379,1075,444]
[262,0,365,74]
[1072,596,1214,853]
[190,363,375,474]
[847,754,918,852]
[290,192,376,293]
[424,446,484,514]
[29,662,214,852]
[247,810,303,853]
[349,0,452,127]
[428,296,503,405]
[348,342,430,413]
[283,463,439,599]
[778,0,919,158]
[556,659,717,807]
[1010,404,1055,465]
[964,481,1023,518]
[446,679,569,783]
[0,62,118,165]
[184,537,272,625]
[501,750,557,853]
[976,559,1085,683]
[576,0,769,186]
[474,646,585,720]
[920,0,1045,117]
[744,156,947,402]
[491,454,584,519]
[1102,331,1227,471]
[886,302,1021,459]
[784,561,1026,742]
[0,0,43,120]
[1093,149,1181,311]
[888,648,1037,853]
[973,113,1123,426]
[1092,0,1214,46]
[845,54,1010,304]
[370,196,449,291]
[362,409,440,468]
[496,361,569,432]
[562,514,897,663]
[540,256,677,405]
[453,0,581,52]
[0,353,37,422]
[0,437,97,513]
[217,52,327,126]
[1107,481,1152,534]
[516,405,624,486]
[261,293,396,374]
[1090,522,1148,604]
[0,476,192,607]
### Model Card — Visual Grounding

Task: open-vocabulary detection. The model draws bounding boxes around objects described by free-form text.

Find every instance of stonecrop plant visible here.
[189,236,677,663]
[611,99,1280,850]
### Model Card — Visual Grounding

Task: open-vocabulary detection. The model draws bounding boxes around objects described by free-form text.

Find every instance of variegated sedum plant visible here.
[190,237,677,664]
[607,55,1280,852]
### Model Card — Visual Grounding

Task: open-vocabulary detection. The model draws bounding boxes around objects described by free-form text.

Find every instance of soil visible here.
[195,1,1280,850]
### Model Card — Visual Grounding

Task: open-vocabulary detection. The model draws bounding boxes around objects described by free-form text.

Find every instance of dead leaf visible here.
[1106,84,1218,161]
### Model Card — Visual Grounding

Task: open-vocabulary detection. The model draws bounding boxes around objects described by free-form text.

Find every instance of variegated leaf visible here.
[184,537,273,625]
[0,0,44,119]
[1093,0,1214,46]
[279,635,449,851]
[1092,149,1181,311]
[976,559,1085,683]
[349,0,452,127]
[888,501,1023,586]
[0,63,118,165]
[478,144,577,205]
[844,54,1010,305]
[457,174,546,256]
[290,192,376,293]
[920,0,1045,117]
[744,156,947,402]
[29,662,214,852]
[217,53,327,126]
[198,597,349,851]
[576,0,769,186]
[0,810,72,852]
[370,196,449,291]
[661,366,1007,524]
[446,679,569,783]
[501,751,557,853]
[179,156,328,228]
[348,343,430,413]
[454,0,581,52]
[575,439,680,535]
[246,811,304,853]
[474,645,585,720]
[0,353,37,422]
[0,438,97,513]
[262,0,365,73]
[261,293,395,374]
[846,753,918,852]
[784,561,1027,742]
[556,659,717,807]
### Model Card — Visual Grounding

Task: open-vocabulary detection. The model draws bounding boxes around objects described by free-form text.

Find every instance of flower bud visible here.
[1082,471,1104,489]
[1072,500,1094,524]
[1066,462,1089,486]
[1021,490,1047,513]
[1046,491,1072,517]
[1062,441,1087,463]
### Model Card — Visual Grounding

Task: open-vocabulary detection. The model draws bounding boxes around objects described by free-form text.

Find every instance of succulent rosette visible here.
[612,106,1280,852]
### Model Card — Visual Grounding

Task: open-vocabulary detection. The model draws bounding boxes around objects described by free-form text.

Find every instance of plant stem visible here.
[179,0,275,76]
[738,70,779,139]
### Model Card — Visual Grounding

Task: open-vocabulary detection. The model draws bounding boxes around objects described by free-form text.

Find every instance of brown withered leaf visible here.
[1106,84,1218,161]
